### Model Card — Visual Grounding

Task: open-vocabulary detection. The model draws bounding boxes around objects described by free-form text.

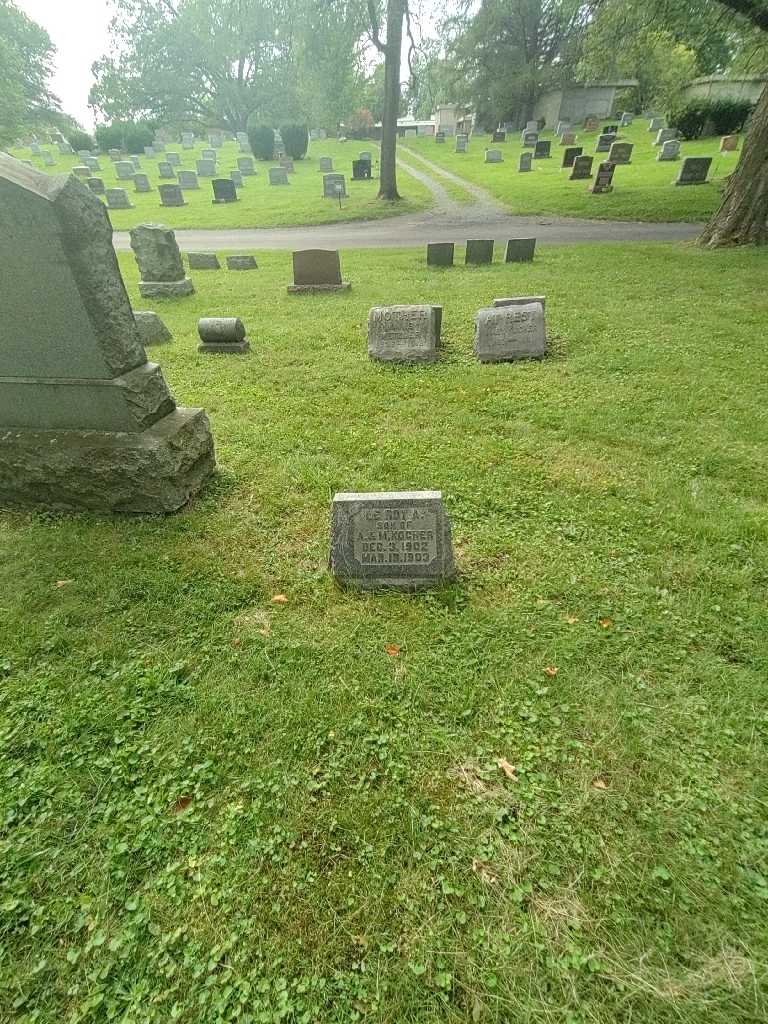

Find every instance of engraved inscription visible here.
[487,307,538,338]
[351,507,439,567]
[370,308,430,348]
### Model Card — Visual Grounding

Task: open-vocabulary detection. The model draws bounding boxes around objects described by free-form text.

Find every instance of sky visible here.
[15,0,113,128]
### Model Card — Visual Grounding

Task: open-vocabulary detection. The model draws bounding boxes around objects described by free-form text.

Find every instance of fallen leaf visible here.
[231,637,242,648]
[257,627,271,637]
[472,858,498,884]
[599,618,613,629]
[271,594,288,605]
[565,615,579,625]
[170,796,192,815]
[592,777,608,790]
[543,665,559,677]
[497,757,518,782]
[54,580,73,588]
[384,643,401,657]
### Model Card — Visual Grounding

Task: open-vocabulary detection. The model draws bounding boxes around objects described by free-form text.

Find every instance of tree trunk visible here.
[378,0,405,201]
[698,82,768,247]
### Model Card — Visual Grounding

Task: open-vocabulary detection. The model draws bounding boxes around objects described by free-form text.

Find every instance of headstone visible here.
[30,142,41,155]
[197,317,250,354]
[560,131,577,146]
[526,121,538,132]
[129,224,194,297]
[0,154,214,512]
[202,149,217,161]
[133,310,172,346]
[485,149,503,164]
[603,124,619,135]
[143,146,155,158]
[675,157,712,186]
[657,139,681,162]
[352,160,372,180]
[596,133,616,153]
[584,116,599,131]
[533,140,551,159]
[519,152,532,172]
[72,165,90,178]
[455,135,468,153]
[720,135,739,153]
[236,131,249,146]
[505,238,536,263]
[86,177,105,195]
[367,305,441,364]
[494,295,546,310]
[178,170,200,189]
[322,173,347,198]
[465,239,494,265]
[197,159,216,177]
[115,160,135,180]
[58,142,73,155]
[491,130,506,143]
[435,131,446,143]
[211,178,238,204]
[474,303,546,362]
[280,158,295,174]
[619,112,633,127]
[318,157,334,173]
[269,167,289,186]
[608,142,633,165]
[556,121,570,136]
[562,146,583,168]
[158,161,176,178]
[131,157,141,171]
[187,252,221,270]
[359,151,372,162]
[288,249,350,293]
[237,156,255,175]
[226,255,258,270]
[521,130,538,147]
[133,173,152,192]
[159,184,186,207]
[590,161,616,194]
[329,491,455,591]
[108,148,122,160]
[648,117,663,132]
[166,152,181,166]
[85,157,101,172]
[106,188,133,209]
[182,138,194,150]
[426,242,454,268]
[230,170,244,188]
[654,128,677,147]
[570,155,594,180]
[153,141,165,153]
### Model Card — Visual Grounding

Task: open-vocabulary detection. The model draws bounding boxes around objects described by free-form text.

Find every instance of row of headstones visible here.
[426,239,535,266]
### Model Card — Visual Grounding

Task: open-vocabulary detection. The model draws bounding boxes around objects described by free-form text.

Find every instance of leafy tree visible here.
[280,123,309,159]
[67,129,94,151]
[0,0,60,146]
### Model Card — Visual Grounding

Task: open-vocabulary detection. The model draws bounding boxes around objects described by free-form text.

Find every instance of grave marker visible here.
[269,167,289,186]
[657,139,681,161]
[562,146,583,168]
[177,170,200,189]
[130,224,194,296]
[492,130,506,143]
[367,305,442,364]
[211,178,238,204]
[158,161,176,178]
[485,149,503,163]
[133,311,172,346]
[596,133,616,153]
[133,173,152,193]
[187,252,221,270]
[318,157,334,173]
[226,255,258,270]
[427,242,454,267]
[720,135,738,152]
[534,140,551,159]
[519,152,532,172]
[521,130,538,147]
[237,156,255,175]
[159,184,186,207]
[288,249,350,293]
[590,161,616,193]
[505,238,536,263]
[352,159,372,180]
[570,155,594,179]
[474,303,546,362]
[322,173,347,198]
[560,131,577,146]
[654,128,677,147]
[197,317,250,354]
[196,159,216,177]
[105,188,133,209]
[465,239,494,264]
[675,157,712,186]
[608,141,633,164]
[86,177,105,195]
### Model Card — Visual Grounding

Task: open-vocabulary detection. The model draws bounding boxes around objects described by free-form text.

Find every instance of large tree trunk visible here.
[698,82,768,247]
[378,0,405,201]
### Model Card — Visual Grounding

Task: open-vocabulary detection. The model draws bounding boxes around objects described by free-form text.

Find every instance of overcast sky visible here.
[16,0,113,128]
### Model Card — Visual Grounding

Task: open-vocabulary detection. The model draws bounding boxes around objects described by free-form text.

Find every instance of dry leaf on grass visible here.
[565,615,579,625]
[592,777,608,790]
[472,858,498,884]
[170,795,192,815]
[599,618,613,629]
[384,643,401,657]
[271,594,289,605]
[497,757,518,782]
[543,665,559,677]
[54,580,73,588]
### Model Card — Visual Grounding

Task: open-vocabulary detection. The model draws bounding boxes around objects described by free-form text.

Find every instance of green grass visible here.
[2,244,768,1022]
[8,140,433,229]
[402,119,738,222]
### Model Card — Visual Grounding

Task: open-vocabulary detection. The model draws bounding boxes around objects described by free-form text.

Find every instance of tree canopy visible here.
[0,0,60,146]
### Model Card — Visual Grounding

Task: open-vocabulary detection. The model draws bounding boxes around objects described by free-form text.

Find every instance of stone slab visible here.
[474,303,546,362]
[138,278,195,298]
[188,252,221,270]
[427,242,454,267]
[226,255,258,270]
[368,305,441,364]
[289,249,347,290]
[133,310,172,346]
[465,239,494,265]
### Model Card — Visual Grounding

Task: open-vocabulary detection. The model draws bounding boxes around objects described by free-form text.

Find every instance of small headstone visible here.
[159,184,186,207]
[521,130,538,147]
[131,157,141,171]
[230,170,244,188]
[556,121,570,136]
[367,305,441,364]
[133,310,172,346]
[41,152,55,167]
[465,239,494,265]
[166,152,181,166]
[72,165,90,178]
[130,224,194,297]
[620,112,634,127]
[608,142,633,165]
[474,303,546,362]
[182,138,194,150]
[143,146,155,158]
[329,491,455,591]
[86,177,105,195]
[603,124,619,135]
[485,149,503,164]
[322,173,347,198]
[279,158,295,174]
[491,130,506,143]
[562,146,583,168]
[590,161,616,194]
[359,151,372,162]
[596,133,616,153]
[158,161,176,178]
[288,249,350,293]
[106,188,133,209]
[226,254,258,270]
[435,131,446,143]
[584,116,599,131]
[560,131,577,146]
[526,121,538,132]
[455,135,468,153]
[85,157,101,172]
[211,178,238,204]
[108,148,122,160]
[648,117,664,132]
[570,155,594,180]
[519,152,532,172]
[197,159,216,177]
[237,156,255,175]
[657,139,681,162]
[654,128,677,147]
[318,157,334,173]
[505,238,536,263]
[197,317,250,354]
[178,170,200,189]
[269,167,289,186]
[533,140,551,159]
[720,135,738,153]
[202,148,217,161]
[188,252,221,270]
[153,141,165,153]
[133,173,152,193]
[426,242,454,268]
[115,160,135,180]
[675,157,712,186]
[352,159,372,180]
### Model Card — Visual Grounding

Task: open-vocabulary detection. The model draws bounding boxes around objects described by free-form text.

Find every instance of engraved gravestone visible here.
[474,303,546,362]
[86,177,105,195]
[505,238,536,263]
[133,173,152,192]
[197,317,250,354]
[352,159,372,180]
[319,157,334,173]
[211,178,238,203]
[159,184,186,207]
[106,188,133,209]
[237,156,255,175]
[492,130,506,143]
[648,117,663,132]
[465,239,494,264]
[226,254,258,270]
[654,128,677,147]
[130,223,194,297]
[675,157,712,186]
[596,133,616,153]
[288,249,350,293]
[0,154,215,512]
[590,161,616,193]
[562,146,583,168]
[368,305,441,364]
[188,252,221,270]
[608,142,633,164]
[584,116,599,131]
[133,310,172,347]
[534,140,551,159]
[455,134,468,153]
[720,135,738,153]
[570,155,594,180]
[657,139,681,161]
[560,131,577,146]
[485,149,503,163]
[197,159,216,176]
[435,131,446,143]
[166,152,181,166]
[202,149,217,161]
[494,295,546,310]
[521,130,538,147]
[323,173,347,198]
[330,491,455,591]
[158,161,176,178]
[178,170,200,189]
[115,160,134,180]
[519,152,532,172]
[230,170,244,188]
[269,167,289,185]
[427,242,454,267]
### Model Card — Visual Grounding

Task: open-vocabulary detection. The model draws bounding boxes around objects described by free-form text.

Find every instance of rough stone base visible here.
[287,282,351,294]
[197,341,250,354]
[0,407,215,514]
[138,278,195,299]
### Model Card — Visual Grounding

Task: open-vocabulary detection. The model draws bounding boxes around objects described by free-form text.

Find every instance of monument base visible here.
[197,341,250,354]
[287,282,351,294]
[0,408,215,514]
[138,277,195,298]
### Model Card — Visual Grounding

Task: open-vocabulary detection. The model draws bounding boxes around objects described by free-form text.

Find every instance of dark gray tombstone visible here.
[133,173,152,193]
[562,146,583,168]
[105,188,133,209]
[130,224,194,297]
[329,491,456,591]
[474,303,546,362]
[158,161,176,179]
[269,167,289,185]
[288,249,350,293]
[533,140,551,159]
[159,184,186,207]
[608,142,633,164]
[492,130,506,143]
[596,133,616,153]
[368,305,442,363]
[519,152,532,172]
[505,238,536,263]
[212,178,238,204]
[455,135,468,153]
[187,252,221,270]
[465,239,494,265]
[427,242,454,267]
[115,160,134,180]
[675,157,712,186]
[590,161,616,194]
[226,254,258,270]
[570,155,594,180]
[521,130,538,147]
[603,124,619,135]
[323,173,347,198]
[352,159,372,180]
[197,317,250,354]
[654,128,677,147]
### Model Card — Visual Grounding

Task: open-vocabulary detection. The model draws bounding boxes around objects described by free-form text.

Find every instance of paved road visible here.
[112,148,701,251]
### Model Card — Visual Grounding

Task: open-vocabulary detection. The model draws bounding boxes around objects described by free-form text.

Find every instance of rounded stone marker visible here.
[133,310,172,346]
[197,317,246,343]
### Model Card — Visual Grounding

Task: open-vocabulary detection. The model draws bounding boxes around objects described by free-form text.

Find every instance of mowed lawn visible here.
[8,140,432,229]
[1,244,767,1023]
[402,120,738,222]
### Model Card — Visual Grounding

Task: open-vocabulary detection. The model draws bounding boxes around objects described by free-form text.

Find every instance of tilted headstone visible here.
[562,146,583,168]
[675,157,712,186]
[318,157,334,173]
[158,161,176,178]
[197,159,216,177]
[197,317,250,354]
[533,140,551,159]
[648,117,663,132]
[560,131,577,146]
[133,173,152,192]
[226,254,258,270]
[130,224,194,297]
[657,139,681,162]
[269,167,289,186]
[367,305,441,364]
[330,491,455,591]
[211,178,238,204]
[620,112,634,127]
[570,155,594,180]
[590,161,616,193]
[435,131,446,144]
[519,152,532,172]
[485,149,503,164]
[720,135,739,153]
[72,165,90,178]
[521,130,538,147]
[0,155,214,512]
[596,133,616,153]
[177,170,200,189]
[237,156,255,175]
[427,242,454,267]
[491,130,506,143]
[352,160,372,180]
[465,239,494,265]
[323,173,347,198]
[654,128,677,147]
[230,170,244,188]
[187,252,221,270]
[158,184,186,207]
[106,188,133,209]
[474,303,546,362]
[166,152,181,166]
[133,310,172,346]
[608,142,633,165]
[86,177,105,195]
[505,238,536,263]
[115,160,135,180]
[584,116,599,131]
[288,249,350,293]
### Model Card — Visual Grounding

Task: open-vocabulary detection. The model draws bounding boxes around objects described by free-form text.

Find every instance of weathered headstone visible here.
[329,491,455,591]
[562,146,583,168]
[130,224,194,297]
[465,239,494,265]
[237,156,255,175]
[143,146,155,158]
[426,242,454,267]
[72,165,90,178]
[556,121,570,136]
[211,178,238,204]
[657,140,681,161]
[596,133,616,153]
[590,161,616,194]
[158,161,176,179]
[106,188,133,209]
[288,249,350,293]
[505,238,536,263]
[269,167,289,186]
[229,169,244,188]
[584,116,599,131]
[521,130,538,147]
[620,112,634,127]
[133,310,172,346]
[533,140,551,159]
[41,152,55,167]
[560,131,577,146]
[648,117,663,132]
[526,120,538,132]
[226,254,258,270]
[485,149,503,164]
[159,184,186,207]
[166,152,181,166]
[570,155,594,180]
[108,148,122,160]
[0,155,214,512]
[318,157,334,173]
[182,138,194,150]
[196,159,216,177]
[359,151,372,162]
[188,252,221,270]
[720,135,739,153]
[675,157,712,186]
[352,159,372,180]
[603,124,619,135]
[654,128,677,147]
[367,305,441,364]
[130,157,141,171]
[197,317,250,354]
[86,177,105,195]
[608,141,633,164]
[202,148,217,161]
[322,173,347,198]
[280,158,295,174]
[474,303,546,362]
[178,170,200,189]
[519,152,532,172]
[492,130,506,143]
[455,135,468,153]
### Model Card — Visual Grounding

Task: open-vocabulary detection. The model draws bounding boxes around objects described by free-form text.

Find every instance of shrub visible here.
[709,99,754,134]
[279,123,309,159]
[123,123,155,154]
[94,123,126,151]
[67,129,93,151]
[248,124,275,160]
[668,102,709,139]
[668,98,755,139]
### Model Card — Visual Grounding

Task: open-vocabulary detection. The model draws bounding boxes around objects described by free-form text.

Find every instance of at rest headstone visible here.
[426,242,454,267]
[648,117,663,132]
[505,238,536,263]
[474,302,546,362]
[654,128,677,147]
[323,173,347,198]
[570,155,594,180]
[521,130,538,147]
[657,139,681,161]
[584,116,599,131]
[158,161,176,179]
[229,170,244,188]
[202,148,217,161]
[211,178,238,204]
[608,141,633,164]
[519,152,532,172]
[675,157,712,186]
[288,249,350,293]
[143,146,155,158]
[269,167,289,186]
[197,317,250,354]
[435,131,446,143]
[133,310,172,346]
[603,124,619,135]
[166,152,180,166]
[106,188,133,209]
[187,252,221,270]
[133,173,152,192]
[494,295,546,310]
[86,177,105,195]
[0,154,214,512]
[330,491,456,591]
[485,149,503,163]
[130,223,194,297]
[367,305,442,364]
[492,130,506,143]
[562,146,583,168]
[280,158,295,174]
[158,184,186,207]
[560,131,577,146]
[465,239,494,265]
[526,120,538,132]
[534,140,551,159]
[590,161,616,193]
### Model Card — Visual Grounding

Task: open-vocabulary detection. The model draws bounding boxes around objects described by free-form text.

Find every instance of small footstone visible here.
[133,310,172,346]
[474,303,546,362]
[368,305,441,364]
[226,255,258,270]
[330,490,456,591]
[465,239,494,265]
[197,317,250,354]
[427,242,454,267]
[188,252,221,270]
